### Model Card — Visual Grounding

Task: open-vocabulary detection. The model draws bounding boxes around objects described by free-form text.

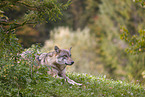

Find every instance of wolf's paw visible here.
[68,80,82,86]
[76,83,82,86]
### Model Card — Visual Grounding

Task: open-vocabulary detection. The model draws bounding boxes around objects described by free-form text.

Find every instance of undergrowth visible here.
[0,43,145,96]
[1,69,145,96]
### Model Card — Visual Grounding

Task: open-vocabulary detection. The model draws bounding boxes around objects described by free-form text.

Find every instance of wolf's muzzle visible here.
[65,61,74,65]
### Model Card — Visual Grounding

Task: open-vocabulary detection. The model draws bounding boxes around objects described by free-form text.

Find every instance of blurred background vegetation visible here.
[1,0,145,84]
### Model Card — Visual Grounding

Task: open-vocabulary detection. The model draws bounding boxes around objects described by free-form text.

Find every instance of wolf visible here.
[21,46,82,85]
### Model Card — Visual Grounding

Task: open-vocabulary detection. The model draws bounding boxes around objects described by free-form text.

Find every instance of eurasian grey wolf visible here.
[21,46,82,85]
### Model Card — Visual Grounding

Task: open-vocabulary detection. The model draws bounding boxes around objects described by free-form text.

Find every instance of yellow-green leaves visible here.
[0,10,9,22]
[121,27,145,54]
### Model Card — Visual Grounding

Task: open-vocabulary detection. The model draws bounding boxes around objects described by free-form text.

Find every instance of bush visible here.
[0,35,50,96]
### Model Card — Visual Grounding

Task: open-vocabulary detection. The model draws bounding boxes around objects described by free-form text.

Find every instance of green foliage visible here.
[0,43,51,96]
[133,0,145,6]
[119,0,145,81]
[21,0,71,22]
[67,73,145,97]
[0,30,21,59]
[120,0,145,54]
[0,0,71,47]
[1,71,145,96]
[0,0,71,31]
[90,0,145,82]
[121,27,145,54]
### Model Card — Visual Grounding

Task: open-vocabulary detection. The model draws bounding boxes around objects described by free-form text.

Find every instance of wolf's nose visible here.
[71,61,74,64]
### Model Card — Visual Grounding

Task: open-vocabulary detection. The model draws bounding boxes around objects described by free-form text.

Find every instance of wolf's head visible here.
[55,46,74,65]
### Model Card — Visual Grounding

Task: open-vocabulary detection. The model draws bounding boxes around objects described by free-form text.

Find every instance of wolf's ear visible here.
[69,47,72,54]
[55,46,60,53]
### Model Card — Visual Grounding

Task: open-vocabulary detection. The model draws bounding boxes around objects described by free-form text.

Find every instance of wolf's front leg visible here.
[61,73,82,86]
[66,76,82,85]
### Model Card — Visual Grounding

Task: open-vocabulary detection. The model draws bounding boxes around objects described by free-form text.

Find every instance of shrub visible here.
[0,40,52,96]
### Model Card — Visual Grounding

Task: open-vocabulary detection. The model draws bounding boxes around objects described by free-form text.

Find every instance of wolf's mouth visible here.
[65,63,73,65]
[65,61,74,65]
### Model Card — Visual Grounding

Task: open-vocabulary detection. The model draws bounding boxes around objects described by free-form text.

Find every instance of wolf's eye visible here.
[63,55,67,57]
[62,55,67,59]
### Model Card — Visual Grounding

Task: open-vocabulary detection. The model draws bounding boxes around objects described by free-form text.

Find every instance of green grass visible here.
[18,72,145,97]
[0,59,144,97]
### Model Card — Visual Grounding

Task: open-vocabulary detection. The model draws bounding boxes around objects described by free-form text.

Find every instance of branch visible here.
[16,1,37,11]
[3,21,37,32]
